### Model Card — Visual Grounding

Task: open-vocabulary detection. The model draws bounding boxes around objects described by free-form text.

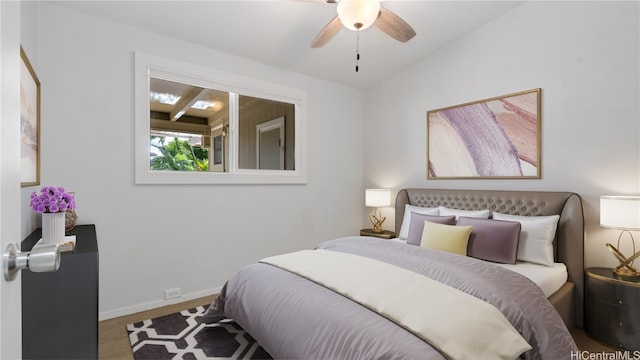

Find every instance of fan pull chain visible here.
[355,32,360,72]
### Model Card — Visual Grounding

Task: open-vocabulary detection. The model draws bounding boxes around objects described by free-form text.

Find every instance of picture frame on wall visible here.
[426,88,541,179]
[20,46,41,187]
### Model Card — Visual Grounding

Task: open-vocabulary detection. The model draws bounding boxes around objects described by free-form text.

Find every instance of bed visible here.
[205,188,584,359]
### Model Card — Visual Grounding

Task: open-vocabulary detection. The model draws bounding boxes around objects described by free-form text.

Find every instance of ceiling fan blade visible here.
[311,16,342,48]
[374,7,416,43]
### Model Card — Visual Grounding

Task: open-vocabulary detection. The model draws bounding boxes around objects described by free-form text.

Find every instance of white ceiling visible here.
[51,0,523,89]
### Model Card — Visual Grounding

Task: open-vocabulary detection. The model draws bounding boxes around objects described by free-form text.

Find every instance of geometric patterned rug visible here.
[127,305,272,360]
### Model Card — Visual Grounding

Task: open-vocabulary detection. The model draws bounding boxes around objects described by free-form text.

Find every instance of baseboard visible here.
[98,286,222,321]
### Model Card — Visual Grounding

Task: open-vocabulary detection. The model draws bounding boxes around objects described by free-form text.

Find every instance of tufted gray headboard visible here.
[395,188,585,329]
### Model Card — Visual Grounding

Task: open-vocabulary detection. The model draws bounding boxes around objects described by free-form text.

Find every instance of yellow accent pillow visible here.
[420,221,472,256]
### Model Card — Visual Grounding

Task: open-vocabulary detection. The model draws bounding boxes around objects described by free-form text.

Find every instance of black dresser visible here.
[585,267,639,351]
[21,224,99,360]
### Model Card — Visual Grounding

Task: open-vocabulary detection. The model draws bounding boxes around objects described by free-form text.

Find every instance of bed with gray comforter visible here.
[205,188,584,359]
[204,236,578,359]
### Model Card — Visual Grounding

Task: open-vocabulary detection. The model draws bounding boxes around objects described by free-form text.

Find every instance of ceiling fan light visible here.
[337,0,381,31]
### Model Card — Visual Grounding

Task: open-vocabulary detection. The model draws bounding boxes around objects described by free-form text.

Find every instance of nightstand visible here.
[585,267,640,351]
[22,224,99,359]
[360,229,395,239]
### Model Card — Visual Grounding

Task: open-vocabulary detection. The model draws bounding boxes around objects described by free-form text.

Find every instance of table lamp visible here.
[365,189,390,233]
[600,195,640,281]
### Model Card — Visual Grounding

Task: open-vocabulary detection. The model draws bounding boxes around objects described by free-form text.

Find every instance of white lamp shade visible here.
[337,0,381,31]
[365,189,390,207]
[600,196,640,230]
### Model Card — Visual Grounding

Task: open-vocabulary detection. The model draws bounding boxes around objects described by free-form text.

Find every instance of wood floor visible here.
[99,295,616,359]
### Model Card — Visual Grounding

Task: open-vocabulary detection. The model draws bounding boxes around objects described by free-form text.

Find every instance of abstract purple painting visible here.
[427,88,541,179]
[20,46,41,187]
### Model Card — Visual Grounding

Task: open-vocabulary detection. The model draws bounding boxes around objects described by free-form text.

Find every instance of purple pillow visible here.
[458,217,521,264]
[407,213,456,246]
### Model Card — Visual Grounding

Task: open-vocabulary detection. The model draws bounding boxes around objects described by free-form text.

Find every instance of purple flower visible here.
[30,186,76,213]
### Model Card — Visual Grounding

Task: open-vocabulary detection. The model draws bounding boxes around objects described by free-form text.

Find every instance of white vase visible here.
[42,212,65,245]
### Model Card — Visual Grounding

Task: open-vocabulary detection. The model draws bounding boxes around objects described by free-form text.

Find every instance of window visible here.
[135,52,307,184]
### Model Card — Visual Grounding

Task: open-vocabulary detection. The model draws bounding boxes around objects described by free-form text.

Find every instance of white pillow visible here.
[398,204,439,239]
[438,206,491,221]
[492,212,560,267]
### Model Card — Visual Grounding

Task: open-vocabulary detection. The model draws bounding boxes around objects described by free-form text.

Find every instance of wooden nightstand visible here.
[360,229,396,239]
[585,267,640,351]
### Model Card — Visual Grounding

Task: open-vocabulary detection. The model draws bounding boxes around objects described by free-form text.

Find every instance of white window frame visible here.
[134,51,307,184]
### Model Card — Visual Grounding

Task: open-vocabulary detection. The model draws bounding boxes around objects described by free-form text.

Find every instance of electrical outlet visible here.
[164,288,181,300]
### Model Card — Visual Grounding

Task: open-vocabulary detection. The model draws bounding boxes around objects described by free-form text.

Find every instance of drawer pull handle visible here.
[618,321,623,326]
[618,300,623,305]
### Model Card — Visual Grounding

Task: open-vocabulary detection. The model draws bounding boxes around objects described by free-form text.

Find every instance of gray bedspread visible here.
[204,237,578,359]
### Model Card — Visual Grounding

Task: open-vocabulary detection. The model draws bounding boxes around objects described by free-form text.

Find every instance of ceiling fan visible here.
[311,0,416,48]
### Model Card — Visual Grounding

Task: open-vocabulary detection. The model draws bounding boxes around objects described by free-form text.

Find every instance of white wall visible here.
[364,1,639,268]
[30,2,365,319]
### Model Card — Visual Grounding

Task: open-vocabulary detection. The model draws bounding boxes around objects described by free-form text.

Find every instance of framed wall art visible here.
[20,46,41,187]
[427,88,541,179]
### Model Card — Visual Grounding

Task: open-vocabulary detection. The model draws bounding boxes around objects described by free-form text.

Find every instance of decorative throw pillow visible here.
[406,213,456,246]
[458,217,521,264]
[420,221,472,256]
[398,205,439,239]
[491,212,560,267]
[438,206,491,221]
